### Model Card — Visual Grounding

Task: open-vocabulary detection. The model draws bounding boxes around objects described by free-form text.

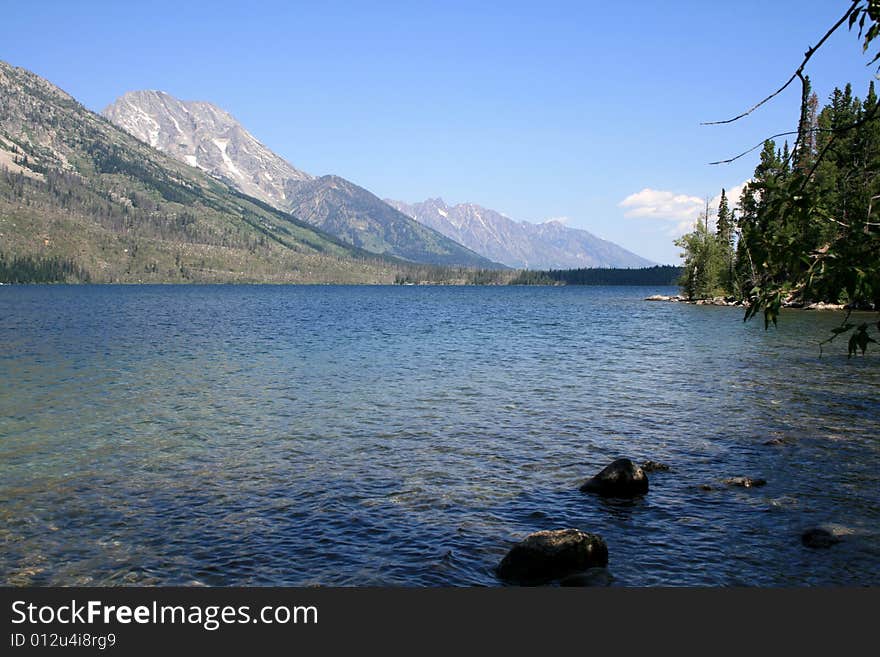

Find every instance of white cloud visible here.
[671,218,699,238]
[619,188,705,222]
[620,181,751,238]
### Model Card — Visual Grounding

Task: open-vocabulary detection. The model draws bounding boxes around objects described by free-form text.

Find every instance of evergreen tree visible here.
[675,201,730,300]
[795,76,819,172]
[716,188,732,245]
[714,188,736,292]
[730,82,880,350]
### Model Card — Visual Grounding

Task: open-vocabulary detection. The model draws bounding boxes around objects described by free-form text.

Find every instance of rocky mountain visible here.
[103,90,312,209]
[0,60,440,283]
[387,198,654,270]
[283,176,494,266]
[103,93,497,268]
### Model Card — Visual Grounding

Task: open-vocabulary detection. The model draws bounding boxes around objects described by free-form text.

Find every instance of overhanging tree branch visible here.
[709,130,814,165]
[701,1,860,126]
[711,101,880,166]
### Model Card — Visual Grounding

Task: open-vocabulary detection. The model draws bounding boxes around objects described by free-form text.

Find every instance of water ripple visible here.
[0,285,878,586]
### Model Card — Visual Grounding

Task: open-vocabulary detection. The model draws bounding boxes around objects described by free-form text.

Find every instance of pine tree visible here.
[716,188,732,245]
[730,82,880,341]
[795,76,819,172]
[714,189,735,293]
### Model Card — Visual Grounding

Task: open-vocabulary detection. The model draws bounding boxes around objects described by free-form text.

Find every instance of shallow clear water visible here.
[0,284,877,586]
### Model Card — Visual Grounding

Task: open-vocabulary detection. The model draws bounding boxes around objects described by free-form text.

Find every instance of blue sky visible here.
[4,1,877,263]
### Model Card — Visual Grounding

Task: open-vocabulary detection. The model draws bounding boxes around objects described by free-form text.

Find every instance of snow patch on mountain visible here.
[211,138,243,180]
[103,90,312,209]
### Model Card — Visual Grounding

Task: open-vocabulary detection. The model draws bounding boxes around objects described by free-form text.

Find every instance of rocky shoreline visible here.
[496,456,845,586]
[645,294,848,310]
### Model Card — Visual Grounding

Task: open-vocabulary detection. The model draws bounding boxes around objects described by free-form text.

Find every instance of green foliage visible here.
[675,203,736,300]
[390,266,682,287]
[851,0,880,65]
[735,81,880,352]
[716,188,733,246]
[508,270,556,285]
[466,268,511,285]
[507,266,681,286]
[687,3,880,354]
[530,265,682,286]
[392,267,513,285]
[0,252,90,283]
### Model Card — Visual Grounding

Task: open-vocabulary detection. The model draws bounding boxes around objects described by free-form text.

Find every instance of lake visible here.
[0,285,878,586]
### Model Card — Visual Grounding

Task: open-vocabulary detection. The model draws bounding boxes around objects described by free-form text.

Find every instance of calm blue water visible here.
[0,285,878,586]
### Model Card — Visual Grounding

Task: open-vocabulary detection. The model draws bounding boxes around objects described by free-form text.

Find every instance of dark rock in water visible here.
[724,476,767,488]
[802,528,841,549]
[497,529,608,584]
[642,460,670,472]
[580,458,648,498]
[559,567,614,587]
[699,484,714,492]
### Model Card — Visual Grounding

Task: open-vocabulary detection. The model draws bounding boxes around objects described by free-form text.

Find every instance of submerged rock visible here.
[559,567,614,587]
[580,458,649,498]
[642,460,670,472]
[802,528,841,549]
[497,529,608,584]
[767,495,799,510]
[724,476,767,488]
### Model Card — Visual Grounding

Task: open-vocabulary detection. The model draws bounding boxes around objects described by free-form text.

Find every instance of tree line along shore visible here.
[0,253,681,287]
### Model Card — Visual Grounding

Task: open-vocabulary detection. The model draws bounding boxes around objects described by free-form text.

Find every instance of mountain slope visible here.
[103,92,499,269]
[0,60,419,283]
[284,176,499,266]
[387,198,654,269]
[103,90,312,209]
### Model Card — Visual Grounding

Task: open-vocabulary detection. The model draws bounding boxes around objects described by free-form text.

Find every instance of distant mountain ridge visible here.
[0,59,451,283]
[103,92,498,268]
[386,198,654,270]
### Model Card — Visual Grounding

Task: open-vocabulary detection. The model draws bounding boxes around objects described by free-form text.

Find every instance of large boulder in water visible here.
[559,567,614,587]
[802,528,841,549]
[497,529,608,584]
[580,458,649,498]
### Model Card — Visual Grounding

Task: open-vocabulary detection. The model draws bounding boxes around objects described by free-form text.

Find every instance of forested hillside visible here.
[0,60,452,283]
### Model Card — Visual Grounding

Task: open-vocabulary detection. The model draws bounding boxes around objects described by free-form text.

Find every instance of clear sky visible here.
[4,1,877,263]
